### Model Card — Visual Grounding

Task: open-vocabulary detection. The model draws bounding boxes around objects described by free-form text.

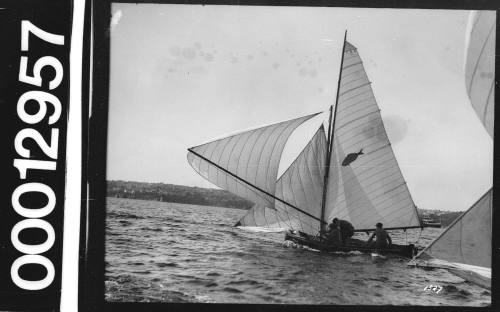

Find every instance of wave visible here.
[108,211,145,220]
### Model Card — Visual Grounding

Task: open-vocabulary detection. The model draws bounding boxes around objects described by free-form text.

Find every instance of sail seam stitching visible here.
[254,122,282,194]
[336,102,376,123]
[308,131,322,194]
[337,179,406,214]
[339,82,372,97]
[188,150,326,224]
[354,193,414,224]
[467,22,494,93]
[339,89,372,103]
[295,149,314,222]
[345,170,403,201]
[189,113,320,149]
[347,182,408,221]
[302,144,317,202]
[340,129,389,151]
[310,138,323,198]
[369,108,421,226]
[335,110,380,131]
[336,162,399,192]
[224,135,241,196]
[341,132,390,153]
[214,137,232,192]
[288,165,302,227]
[206,141,220,178]
[342,61,363,70]
[243,128,268,199]
[340,68,365,80]
[482,80,494,125]
[341,75,368,88]
[267,119,302,193]
[334,164,400,201]
[234,131,256,202]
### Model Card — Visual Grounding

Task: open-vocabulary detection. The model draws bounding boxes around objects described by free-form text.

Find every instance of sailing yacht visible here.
[187,33,423,258]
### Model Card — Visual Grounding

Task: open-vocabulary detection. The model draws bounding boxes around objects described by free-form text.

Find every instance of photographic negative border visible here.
[82,1,500,311]
[0,0,72,309]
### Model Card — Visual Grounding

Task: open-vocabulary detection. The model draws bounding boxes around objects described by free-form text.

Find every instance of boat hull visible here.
[284,231,416,259]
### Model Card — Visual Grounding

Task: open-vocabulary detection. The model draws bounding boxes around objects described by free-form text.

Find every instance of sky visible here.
[107,4,494,212]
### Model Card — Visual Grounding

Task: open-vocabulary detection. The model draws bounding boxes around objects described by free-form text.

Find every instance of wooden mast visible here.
[319,30,347,233]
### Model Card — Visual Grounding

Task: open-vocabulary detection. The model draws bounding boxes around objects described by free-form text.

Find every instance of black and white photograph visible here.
[103,3,494,305]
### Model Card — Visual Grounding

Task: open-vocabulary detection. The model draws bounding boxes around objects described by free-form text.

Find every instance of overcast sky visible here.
[107,4,494,212]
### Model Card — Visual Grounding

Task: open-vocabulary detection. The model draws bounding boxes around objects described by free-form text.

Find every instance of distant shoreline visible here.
[107,180,253,210]
[107,180,462,226]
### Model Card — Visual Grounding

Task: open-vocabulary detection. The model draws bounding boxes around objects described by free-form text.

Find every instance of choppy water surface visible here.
[105,197,490,305]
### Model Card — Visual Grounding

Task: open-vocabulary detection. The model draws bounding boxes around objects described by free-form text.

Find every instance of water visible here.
[105,197,491,305]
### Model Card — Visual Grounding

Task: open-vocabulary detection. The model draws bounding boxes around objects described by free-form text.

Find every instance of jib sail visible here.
[236,125,328,235]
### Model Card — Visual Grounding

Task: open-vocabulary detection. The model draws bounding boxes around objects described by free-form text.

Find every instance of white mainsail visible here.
[236,125,328,235]
[414,189,492,289]
[464,11,495,138]
[187,113,320,210]
[324,41,421,230]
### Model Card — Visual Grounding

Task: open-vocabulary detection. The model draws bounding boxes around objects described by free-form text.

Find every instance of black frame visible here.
[0,0,72,310]
[81,1,500,311]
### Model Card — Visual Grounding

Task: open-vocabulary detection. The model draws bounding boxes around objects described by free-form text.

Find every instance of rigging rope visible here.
[414,227,423,246]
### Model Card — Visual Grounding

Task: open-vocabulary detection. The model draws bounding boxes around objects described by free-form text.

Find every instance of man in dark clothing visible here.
[367,222,392,249]
[320,223,341,245]
[331,218,354,245]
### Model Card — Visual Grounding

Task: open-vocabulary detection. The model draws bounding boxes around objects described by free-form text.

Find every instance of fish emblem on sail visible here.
[341,149,364,166]
[324,40,421,231]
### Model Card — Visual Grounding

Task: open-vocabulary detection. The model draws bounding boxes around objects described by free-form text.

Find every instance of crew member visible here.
[321,222,341,244]
[367,222,392,249]
[331,218,354,245]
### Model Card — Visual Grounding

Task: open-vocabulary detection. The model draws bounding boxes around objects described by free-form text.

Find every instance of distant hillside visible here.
[107,180,463,226]
[107,180,254,209]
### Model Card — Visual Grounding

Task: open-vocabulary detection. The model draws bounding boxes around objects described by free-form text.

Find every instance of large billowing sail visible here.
[414,189,492,289]
[464,11,495,138]
[236,126,328,235]
[187,113,319,209]
[417,189,492,268]
[324,41,421,230]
